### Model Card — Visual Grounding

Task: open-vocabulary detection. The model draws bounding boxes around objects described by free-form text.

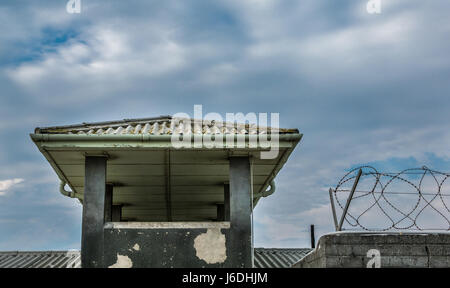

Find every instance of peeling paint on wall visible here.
[193,228,227,264]
[108,254,133,268]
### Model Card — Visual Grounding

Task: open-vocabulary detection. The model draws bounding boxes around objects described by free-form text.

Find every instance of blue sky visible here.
[0,0,450,250]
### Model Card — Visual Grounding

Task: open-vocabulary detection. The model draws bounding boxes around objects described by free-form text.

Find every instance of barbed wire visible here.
[331,166,450,231]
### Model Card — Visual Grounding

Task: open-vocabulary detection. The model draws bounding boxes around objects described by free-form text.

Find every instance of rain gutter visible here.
[30,134,302,142]
[30,133,302,205]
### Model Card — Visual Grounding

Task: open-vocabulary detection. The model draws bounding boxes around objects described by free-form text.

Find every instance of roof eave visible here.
[30,133,302,150]
[30,133,303,207]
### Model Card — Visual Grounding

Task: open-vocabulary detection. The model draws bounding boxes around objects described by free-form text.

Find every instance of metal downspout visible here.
[253,180,276,206]
[60,180,83,204]
[60,181,74,198]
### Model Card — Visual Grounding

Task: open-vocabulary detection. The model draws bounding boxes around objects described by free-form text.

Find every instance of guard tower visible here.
[30,116,301,268]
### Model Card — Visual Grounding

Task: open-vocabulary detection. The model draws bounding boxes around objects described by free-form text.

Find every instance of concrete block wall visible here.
[103,222,249,268]
[293,232,450,268]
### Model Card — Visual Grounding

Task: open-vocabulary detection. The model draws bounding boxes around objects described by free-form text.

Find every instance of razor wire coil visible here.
[332,166,450,231]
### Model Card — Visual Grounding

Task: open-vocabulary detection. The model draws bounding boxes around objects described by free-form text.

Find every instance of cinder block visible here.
[429,256,450,268]
[386,256,429,268]
[297,233,450,268]
[325,256,366,268]
[426,234,450,244]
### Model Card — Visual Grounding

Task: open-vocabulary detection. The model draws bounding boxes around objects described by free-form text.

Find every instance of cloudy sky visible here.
[0,0,449,250]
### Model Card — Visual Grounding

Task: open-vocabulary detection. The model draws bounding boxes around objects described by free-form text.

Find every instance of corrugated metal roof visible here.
[0,248,310,268]
[35,116,299,135]
[0,251,81,268]
[254,248,312,268]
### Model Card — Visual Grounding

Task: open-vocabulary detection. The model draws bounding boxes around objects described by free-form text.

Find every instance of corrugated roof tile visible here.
[0,248,310,268]
[35,116,299,136]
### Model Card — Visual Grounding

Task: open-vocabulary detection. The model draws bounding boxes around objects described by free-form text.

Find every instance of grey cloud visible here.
[1,0,450,248]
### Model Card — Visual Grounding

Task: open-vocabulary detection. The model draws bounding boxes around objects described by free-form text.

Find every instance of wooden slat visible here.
[113,194,166,203]
[60,164,275,177]
[73,185,264,194]
[69,176,166,186]
[112,186,166,194]
[170,151,229,164]
[50,149,286,165]
[114,194,223,203]
[123,207,217,214]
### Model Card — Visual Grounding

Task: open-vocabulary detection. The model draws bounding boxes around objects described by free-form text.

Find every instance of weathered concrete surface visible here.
[108,254,133,268]
[229,157,253,268]
[105,222,230,229]
[193,228,227,264]
[293,232,450,268]
[103,222,248,268]
[81,156,107,268]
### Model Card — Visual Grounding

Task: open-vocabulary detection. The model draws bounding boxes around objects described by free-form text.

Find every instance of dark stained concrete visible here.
[229,157,253,267]
[81,156,107,268]
[293,232,450,268]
